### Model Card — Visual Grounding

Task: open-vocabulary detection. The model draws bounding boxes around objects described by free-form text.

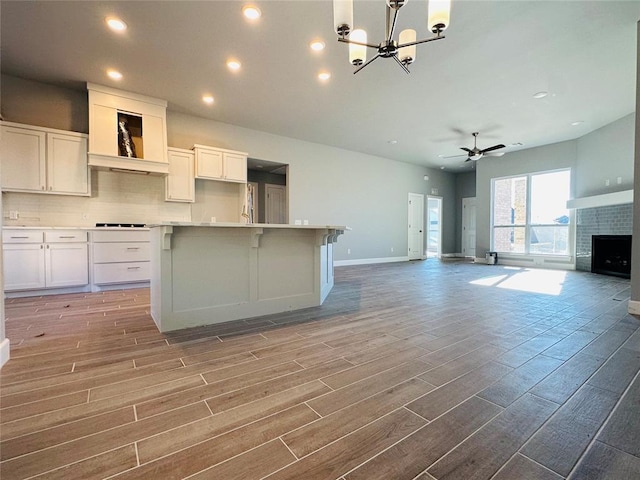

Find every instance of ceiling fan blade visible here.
[484,152,505,157]
[442,154,468,159]
[460,147,473,153]
[480,144,506,154]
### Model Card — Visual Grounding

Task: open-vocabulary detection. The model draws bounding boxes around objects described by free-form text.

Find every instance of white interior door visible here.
[408,193,424,260]
[462,197,477,258]
[265,184,286,224]
[427,196,442,258]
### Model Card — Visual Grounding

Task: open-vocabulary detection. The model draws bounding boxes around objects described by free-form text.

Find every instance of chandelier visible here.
[333,0,451,74]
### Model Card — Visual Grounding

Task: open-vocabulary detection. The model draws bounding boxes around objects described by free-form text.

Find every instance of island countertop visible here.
[147,222,349,230]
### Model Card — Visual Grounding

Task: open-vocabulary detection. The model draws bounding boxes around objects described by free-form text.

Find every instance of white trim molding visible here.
[567,190,633,210]
[0,339,10,368]
[628,300,640,316]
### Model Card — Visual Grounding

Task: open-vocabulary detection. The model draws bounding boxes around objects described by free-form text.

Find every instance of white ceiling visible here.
[2,1,639,172]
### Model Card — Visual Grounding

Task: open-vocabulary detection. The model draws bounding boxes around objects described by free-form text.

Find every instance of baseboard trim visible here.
[628,300,640,315]
[0,338,10,368]
[335,256,411,267]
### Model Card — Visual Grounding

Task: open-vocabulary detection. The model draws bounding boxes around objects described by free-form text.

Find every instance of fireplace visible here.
[591,235,632,278]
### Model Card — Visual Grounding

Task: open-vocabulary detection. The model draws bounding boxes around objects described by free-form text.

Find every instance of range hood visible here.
[87,83,169,176]
[88,153,169,175]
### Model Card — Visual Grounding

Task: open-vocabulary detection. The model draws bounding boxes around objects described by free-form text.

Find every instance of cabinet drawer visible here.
[93,262,150,285]
[45,230,88,243]
[2,230,44,243]
[91,230,150,243]
[93,242,150,263]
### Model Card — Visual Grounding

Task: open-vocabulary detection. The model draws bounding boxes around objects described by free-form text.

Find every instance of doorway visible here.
[427,196,442,258]
[266,184,287,224]
[462,197,477,258]
[408,193,424,260]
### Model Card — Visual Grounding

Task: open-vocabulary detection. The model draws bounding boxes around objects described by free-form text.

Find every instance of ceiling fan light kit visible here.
[333,0,451,74]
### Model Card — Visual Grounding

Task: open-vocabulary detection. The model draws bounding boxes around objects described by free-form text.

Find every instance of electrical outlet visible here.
[605,179,610,186]
[617,177,622,184]
[391,247,394,253]
[347,248,351,255]
[9,210,18,220]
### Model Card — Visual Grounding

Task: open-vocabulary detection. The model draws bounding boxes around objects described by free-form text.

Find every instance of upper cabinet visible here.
[194,144,247,183]
[1,122,89,196]
[87,83,169,175]
[166,147,195,203]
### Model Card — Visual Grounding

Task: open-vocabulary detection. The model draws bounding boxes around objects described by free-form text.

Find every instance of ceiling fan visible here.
[448,132,506,161]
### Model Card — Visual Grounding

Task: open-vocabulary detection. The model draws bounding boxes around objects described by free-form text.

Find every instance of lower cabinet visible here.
[91,230,150,286]
[3,230,89,291]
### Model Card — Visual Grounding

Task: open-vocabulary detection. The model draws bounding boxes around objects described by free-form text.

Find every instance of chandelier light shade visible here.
[349,29,368,65]
[428,0,451,33]
[334,0,451,74]
[333,0,354,37]
[398,29,417,64]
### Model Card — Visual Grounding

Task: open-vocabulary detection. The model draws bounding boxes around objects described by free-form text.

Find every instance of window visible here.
[492,169,571,255]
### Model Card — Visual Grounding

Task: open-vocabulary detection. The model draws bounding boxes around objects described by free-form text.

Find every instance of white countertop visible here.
[147,222,349,230]
[2,226,150,231]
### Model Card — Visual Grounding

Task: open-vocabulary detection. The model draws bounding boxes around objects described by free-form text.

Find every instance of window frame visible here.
[490,168,573,257]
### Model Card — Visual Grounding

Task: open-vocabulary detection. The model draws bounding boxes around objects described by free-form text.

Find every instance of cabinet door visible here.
[195,148,223,179]
[3,244,46,291]
[223,153,247,183]
[1,126,46,192]
[47,133,89,195]
[142,114,167,162]
[45,243,89,288]
[90,104,118,156]
[166,150,195,202]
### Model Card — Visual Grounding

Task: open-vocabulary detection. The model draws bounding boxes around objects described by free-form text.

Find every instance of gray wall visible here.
[454,171,477,253]
[475,140,577,256]
[167,111,458,259]
[0,74,458,262]
[631,21,640,305]
[575,113,635,197]
[475,113,635,258]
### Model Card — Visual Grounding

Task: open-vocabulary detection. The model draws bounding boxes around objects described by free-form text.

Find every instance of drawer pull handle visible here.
[10,236,30,239]
[126,247,140,250]
[127,266,141,270]
[59,236,77,239]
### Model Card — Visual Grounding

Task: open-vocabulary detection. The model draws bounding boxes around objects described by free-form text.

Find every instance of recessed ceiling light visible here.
[310,41,325,51]
[440,166,445,170]
[202,95,214,105]
[107,69,123,80]
[106,17,127,31]
[318,71,331,81]
[227,60,241,71]
[388,140,398,145]
[242,5,261,20]
[533,91,548,99]
[571,120,584,126]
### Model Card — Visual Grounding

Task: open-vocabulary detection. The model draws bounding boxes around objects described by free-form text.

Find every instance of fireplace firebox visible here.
[591,235,632,279]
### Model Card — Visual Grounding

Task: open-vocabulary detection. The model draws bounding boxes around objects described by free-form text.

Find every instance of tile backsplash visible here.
[2,170,191,227]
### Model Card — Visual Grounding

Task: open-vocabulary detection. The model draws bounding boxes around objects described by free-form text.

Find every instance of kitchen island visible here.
[149,223,347,332]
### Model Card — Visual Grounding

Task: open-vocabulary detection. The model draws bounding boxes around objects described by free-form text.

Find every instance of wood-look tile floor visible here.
[2,259,640,480]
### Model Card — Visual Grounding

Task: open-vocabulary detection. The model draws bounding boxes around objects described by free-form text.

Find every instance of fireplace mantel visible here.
[567,189,633,210]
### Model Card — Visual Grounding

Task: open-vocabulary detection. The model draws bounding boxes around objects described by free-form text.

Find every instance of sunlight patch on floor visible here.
[470,268,567,295]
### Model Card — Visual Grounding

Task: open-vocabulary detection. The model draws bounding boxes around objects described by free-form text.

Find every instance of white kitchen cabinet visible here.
[91,229,151,286]
[3,230,89,292]
[166,148,195,202]
[1,122,89,196]
[87,84,169,174]
[194,144,247,183]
